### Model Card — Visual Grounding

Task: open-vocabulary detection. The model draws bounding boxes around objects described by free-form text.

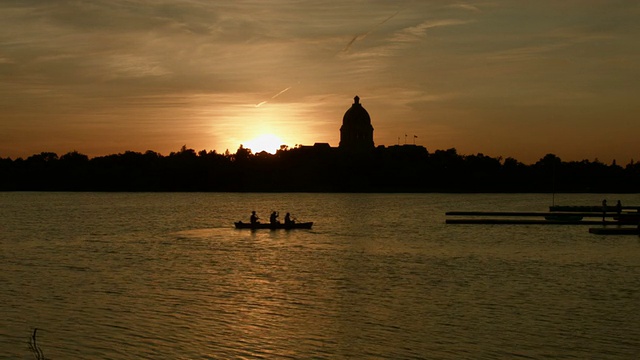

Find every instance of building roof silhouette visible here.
[339,95,374,151]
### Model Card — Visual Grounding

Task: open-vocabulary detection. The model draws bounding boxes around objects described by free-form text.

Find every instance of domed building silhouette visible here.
[339,95,374,151]
[298,95,423,155]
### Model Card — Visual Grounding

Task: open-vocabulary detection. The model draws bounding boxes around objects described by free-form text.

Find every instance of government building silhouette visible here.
[299,95,425,156]
[339,95,375,151]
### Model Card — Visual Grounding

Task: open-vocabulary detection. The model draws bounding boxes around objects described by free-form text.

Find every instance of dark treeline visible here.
[1,145,639,192]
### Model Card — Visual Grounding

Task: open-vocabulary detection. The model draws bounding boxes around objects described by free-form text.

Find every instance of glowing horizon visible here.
[242,134,285,154]
[1,2,640,164]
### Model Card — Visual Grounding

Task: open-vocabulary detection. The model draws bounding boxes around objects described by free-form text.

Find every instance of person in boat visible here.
[250,211,259,225]
[616,200,622,214]
[284,212,294,225]
[270,211,279,224]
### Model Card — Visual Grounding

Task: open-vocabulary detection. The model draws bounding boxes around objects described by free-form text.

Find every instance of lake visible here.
[1,192,639,359]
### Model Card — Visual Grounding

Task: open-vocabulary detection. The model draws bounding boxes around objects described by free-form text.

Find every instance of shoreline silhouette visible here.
[1,146,638,192]
[2,97,637,193]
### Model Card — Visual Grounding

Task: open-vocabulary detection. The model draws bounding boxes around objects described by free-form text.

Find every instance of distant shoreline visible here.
[2,147,638,193]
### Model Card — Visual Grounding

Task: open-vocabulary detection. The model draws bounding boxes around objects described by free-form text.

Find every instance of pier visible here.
[445,210,636,226]
[446,203,640,236]
[589,227,640,235]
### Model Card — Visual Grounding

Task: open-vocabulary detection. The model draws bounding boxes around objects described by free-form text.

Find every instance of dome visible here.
[342,96,371,127]
[339,95,374,150]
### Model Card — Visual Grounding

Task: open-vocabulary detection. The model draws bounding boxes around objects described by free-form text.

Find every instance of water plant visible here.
[28,328,46,360]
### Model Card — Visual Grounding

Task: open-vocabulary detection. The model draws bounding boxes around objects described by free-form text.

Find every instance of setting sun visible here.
[244,134,284,154]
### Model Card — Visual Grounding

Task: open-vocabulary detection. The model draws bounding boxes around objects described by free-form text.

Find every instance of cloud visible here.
[342,9,401,52]
[391,19,472,43]
[482,25,617,64]
[446,4,481,12]
[104,54,172,79]
[335,16,473,72]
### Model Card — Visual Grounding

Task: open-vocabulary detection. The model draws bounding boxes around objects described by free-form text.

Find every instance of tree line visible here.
[1,145,638,192]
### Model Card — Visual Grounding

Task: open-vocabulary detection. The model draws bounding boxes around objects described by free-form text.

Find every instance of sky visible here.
[1,1,639,164]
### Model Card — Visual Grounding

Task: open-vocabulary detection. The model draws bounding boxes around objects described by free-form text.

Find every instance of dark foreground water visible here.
[1,192,639,359]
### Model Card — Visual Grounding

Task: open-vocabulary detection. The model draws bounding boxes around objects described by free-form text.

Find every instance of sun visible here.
[244,134,284,154]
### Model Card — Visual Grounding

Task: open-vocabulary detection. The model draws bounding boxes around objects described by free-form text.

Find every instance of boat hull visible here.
[234,221,313,230]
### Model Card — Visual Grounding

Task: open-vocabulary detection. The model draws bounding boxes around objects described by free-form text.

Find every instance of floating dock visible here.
[588,227,640,235]
[446,205,640,234]
[446,211,608,218]
[445,210,632,226]
[447,218,609,225]
[550,205,640,212]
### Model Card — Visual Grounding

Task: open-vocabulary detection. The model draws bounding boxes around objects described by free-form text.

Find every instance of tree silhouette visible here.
[0,146,638,192]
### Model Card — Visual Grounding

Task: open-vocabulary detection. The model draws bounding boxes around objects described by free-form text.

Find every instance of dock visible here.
[446,211,609,218]
[550,205,640,212]
[445,210,636,226]
[447,218,611,225]
[446,205,640,234]
[589,227,640,235]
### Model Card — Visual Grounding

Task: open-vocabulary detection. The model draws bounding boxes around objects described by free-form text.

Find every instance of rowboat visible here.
[234,221,313,230]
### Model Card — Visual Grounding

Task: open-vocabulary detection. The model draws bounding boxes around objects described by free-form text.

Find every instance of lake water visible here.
[1,192,639,359]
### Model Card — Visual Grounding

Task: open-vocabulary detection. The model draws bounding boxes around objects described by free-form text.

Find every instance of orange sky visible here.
[1,1,639,164]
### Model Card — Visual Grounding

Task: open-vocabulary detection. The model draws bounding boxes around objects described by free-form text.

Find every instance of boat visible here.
[234,221,313,230]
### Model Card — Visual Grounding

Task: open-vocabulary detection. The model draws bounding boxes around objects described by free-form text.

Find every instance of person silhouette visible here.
[250,211,259,224]
[284,212,293,225]
[270,211,279,224]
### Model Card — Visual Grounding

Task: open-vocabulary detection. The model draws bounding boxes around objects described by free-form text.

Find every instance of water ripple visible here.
[1,193,639,358]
